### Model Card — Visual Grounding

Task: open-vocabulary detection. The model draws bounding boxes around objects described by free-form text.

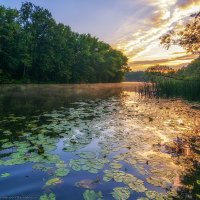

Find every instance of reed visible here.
[139,76,200,101]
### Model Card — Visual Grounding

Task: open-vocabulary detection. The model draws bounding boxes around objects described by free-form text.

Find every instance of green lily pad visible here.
[83,190,103,200]
[55,168,70,177]
[112,187,130,200]
[103,175,112,182]
[78,152,96,159]
[0,173,11,178]
[45,177,62,186]
[40,193,56,200]
[3,130,12,135]
[110,162,122,169]
[2,142,14,149]
[145,191,158,199]
[82,165,91,171]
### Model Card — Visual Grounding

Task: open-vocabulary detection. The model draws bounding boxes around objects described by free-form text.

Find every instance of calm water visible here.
[0,83,200,200]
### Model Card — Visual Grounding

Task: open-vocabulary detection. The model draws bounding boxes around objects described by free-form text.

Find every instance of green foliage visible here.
[125,71,150,82]
[176,57,200,80]
[143,58,200,101]
[140,78,200,101]
[0,3,128,83]
[83,190,103,200]
[40,193,56,200]
[0,173,11,178]
[160,12,200,54]
[111,187,131,200]
[45,177,62,186]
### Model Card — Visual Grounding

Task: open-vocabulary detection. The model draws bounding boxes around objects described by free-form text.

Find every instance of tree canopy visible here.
[0,2,128,83]
[145,65,176,74]
[160,12,200,55]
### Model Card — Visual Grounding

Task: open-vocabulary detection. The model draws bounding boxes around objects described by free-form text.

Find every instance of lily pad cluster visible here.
[103,170,147,193]
[70,152,109,173]
[83,190,103,200]
[40,193,56,200]
[111,187,131,200]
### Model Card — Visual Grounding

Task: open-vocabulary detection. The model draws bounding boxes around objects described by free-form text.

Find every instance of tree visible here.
[0,6,21,77]
[0,2,128,83]
[146,65,176,74]
[160,12,200,54]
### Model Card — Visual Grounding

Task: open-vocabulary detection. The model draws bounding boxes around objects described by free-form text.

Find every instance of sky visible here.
[1,0,200,71]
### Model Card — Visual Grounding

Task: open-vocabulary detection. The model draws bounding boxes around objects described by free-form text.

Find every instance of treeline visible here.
[176,57,200,80]
[0,2,128,83]
[125,71,150,82]
[145,57,200,81]
[143,58,200,101]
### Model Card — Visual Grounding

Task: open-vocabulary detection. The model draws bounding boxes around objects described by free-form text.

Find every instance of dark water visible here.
[0,83,200,200]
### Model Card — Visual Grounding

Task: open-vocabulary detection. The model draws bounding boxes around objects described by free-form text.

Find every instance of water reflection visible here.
[0,83,199,199]
[0,83,143,116]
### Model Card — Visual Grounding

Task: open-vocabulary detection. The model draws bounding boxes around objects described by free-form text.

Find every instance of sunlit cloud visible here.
[177,0,200,9]
[114,0,200,71]
[129,54,197,71]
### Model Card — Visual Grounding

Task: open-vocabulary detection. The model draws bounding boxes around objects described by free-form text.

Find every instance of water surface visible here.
[0,83,200,200]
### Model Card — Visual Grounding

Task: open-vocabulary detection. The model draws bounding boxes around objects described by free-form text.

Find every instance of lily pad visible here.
[45,177,62,186]
[112,187,130,200]
[110,162,122,169]
[0,173,11,178]
[55,168,70,177]
[40,193,56,200]
[77,151,96,159]
[83,190,103,200]
[145,191,158,199]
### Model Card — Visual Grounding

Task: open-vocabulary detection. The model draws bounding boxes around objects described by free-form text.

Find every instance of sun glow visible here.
[114,0,200,71]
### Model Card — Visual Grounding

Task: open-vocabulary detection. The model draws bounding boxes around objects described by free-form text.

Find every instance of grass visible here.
[139,76,200,102]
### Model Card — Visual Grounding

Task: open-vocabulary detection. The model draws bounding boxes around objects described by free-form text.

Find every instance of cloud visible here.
[113,0,200,70]
[177,0,200,9]
[129,54,197,71]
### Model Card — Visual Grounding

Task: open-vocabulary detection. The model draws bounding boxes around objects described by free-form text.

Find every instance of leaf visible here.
[55,168,69,177]
[40,193,56,200]
[112,187,130,200]
[1,173,11,178]
[45,177,62,186]
[103,175,112,182]
[110,162,122,169]
[196,194,200,198]
[83,190,103,200]
[78,152,96,159]
[145,191,158,199]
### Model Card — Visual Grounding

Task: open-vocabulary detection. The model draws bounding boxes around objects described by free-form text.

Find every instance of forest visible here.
[0,2,128,84]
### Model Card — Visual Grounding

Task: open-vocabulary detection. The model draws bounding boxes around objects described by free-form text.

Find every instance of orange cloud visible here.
[113,0,200,71]
[129,54,197,71]
[177,0,200,9]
